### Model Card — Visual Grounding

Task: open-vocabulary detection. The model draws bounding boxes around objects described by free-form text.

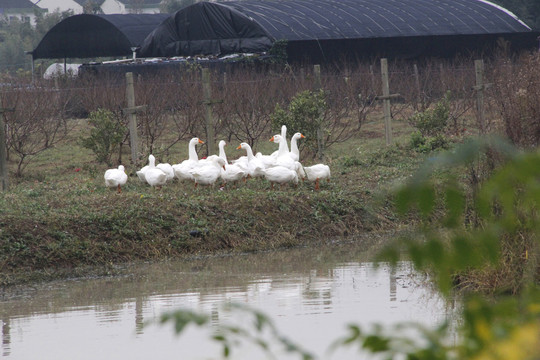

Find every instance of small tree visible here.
[270,89,327,157]
[80,109,125,165]
[408,92,451,152]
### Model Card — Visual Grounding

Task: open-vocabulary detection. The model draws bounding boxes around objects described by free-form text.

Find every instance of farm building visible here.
[139,0,539,62]
[31,0,539,70]
[31,13,169,60]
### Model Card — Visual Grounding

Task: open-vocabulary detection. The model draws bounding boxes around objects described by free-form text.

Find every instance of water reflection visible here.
[0,240,456,360]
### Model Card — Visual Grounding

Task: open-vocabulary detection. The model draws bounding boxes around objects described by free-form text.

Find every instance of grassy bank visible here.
[0,118,424,286]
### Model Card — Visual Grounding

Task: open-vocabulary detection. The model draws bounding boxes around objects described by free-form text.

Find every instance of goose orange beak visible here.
[236,145,242,150]
[301,134,305,138]
[269,137,275,142]
[198,139,204,144]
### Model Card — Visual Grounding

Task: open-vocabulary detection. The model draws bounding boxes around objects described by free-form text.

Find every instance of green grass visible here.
[0,117,428,285]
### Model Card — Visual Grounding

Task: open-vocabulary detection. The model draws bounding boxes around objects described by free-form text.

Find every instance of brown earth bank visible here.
[0,105,429,287]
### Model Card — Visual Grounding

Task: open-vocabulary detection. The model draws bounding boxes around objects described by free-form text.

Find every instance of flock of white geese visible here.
[104,125,331,193]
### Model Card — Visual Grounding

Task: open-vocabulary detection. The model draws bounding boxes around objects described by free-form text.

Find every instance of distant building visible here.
[32,0,84,14]
[99,0,162,14]
[1,0,163,20]
[0,0,46,24]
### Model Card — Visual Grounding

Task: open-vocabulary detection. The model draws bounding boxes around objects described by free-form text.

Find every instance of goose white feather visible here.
[289,132,305,162]
[263,165,298,188]
[219,140,247,185]
[104,165,128,193]
[156,162,174,181]
[189,156,226,187]
[173,137,204,181]
[136,154,157,183]
[237,142,265,178]
[303,164,331,190]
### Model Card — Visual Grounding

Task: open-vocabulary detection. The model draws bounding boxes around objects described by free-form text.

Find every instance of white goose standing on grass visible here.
[289,132,305,162]
[237,142,265,179]
[139,154,168,188]
[104,165,128,193]
[269,134,296,170]
[173,137,204,181]
[156,160,174,181]
[136,154,157,184]
[218,140,247,187]
[303,164,331,190]
[189,155,227,188]
[263,165,298,189]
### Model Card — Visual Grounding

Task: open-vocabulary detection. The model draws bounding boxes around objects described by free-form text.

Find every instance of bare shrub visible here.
[490,53,540,148]
[214,70,286,147]
[1,81,72,176]
[167,70,206,155]
[134,74,193,159]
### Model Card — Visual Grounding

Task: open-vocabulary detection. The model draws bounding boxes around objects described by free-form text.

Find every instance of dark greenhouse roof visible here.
[32,0,538,62]
[31,13,169,59]
[138,0,537,59]
[223,0,533,41]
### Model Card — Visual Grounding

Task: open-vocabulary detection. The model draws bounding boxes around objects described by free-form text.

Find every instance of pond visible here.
[0,238,457,360]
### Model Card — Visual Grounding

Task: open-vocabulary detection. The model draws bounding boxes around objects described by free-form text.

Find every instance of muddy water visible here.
[0,239,457,360]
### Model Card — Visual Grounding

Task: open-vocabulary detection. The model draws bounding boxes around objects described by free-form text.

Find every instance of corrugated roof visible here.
[223,0,532,41]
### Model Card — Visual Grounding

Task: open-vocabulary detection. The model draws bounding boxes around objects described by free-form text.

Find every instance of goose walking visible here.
[303,164,331,190]
[104,165,128,193]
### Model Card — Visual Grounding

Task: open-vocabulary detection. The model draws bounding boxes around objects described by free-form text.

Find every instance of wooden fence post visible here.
[202,68,215,156]
[377,58,400,146]
[313,64,325,160]
[125,72,141,165]
[473,59,492,135]
[0,104,14,192]
[413,63,423,108]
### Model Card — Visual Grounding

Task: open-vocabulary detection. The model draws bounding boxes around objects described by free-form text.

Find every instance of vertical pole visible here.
[413,64,422,107]
[475,59,486,135]
[202,68,215,156]
[439,63,445,90]
[381,58,393,146]
[313,64,324,160]
[0,111,8,192]
[369,65,375,91]
[30,55,35,85]
[125,72,139,165]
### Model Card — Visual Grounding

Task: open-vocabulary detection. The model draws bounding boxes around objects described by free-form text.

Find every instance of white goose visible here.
[139,154,168,188]
[136,154,158,183]
[289,132,305,162]
[189,156,226,188]
[263,165,298,189]
[269,134,296,170]
[303,164,331,190]
[156,161,174,181]
[173,137,204,181]
[236,143,265,178]
[270,124,289,158]
[104,165,128,193]
[218,140,247,186]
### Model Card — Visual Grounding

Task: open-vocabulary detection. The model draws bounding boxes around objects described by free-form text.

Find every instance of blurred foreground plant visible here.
[159,137,540,359]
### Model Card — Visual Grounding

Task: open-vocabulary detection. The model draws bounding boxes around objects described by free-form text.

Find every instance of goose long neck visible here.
[278,137,289,156]
[149,155,156,168]
[188,140,199,161]
[219,143,227,163]
[245,146,255,160]
[291,136,299,156]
